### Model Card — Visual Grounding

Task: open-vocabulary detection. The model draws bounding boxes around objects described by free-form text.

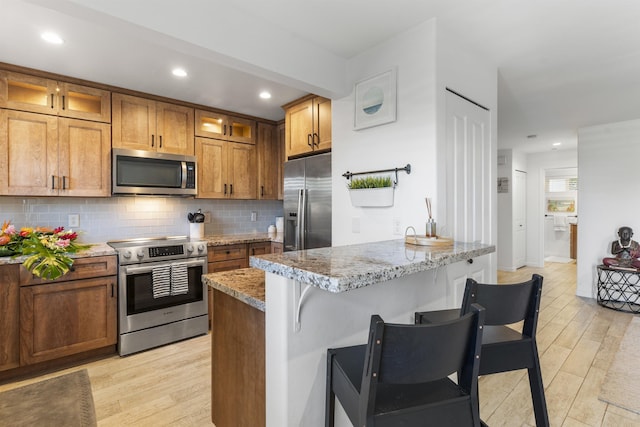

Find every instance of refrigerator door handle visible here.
[295,189,302,250]
[298,189,307,250]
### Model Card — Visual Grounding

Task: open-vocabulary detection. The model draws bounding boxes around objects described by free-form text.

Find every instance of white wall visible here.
[525,150,577,267]
[332,19,497,253]
[577,118,640,297]
[497,149,514,270]
[331,19,438,245]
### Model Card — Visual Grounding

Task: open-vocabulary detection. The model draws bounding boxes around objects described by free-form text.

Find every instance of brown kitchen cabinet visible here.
[0,110,111,196]
[0,264,20,372]
[196,137,257,199]
[257,122,282,200]
[277,121,285,199]
[271,242,283,254]
[284,95,331,159]
[249,241,272,256]
[0,70,111,123]
[207,244,249,328]
[17,255,117,367]
[570,223,578,260]
[112,93,195,155]
[195,109,256,144]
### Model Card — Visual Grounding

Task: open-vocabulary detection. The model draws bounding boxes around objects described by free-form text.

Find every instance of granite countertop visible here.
[203,268,265,312]
[203,232,283,246]
[0,242,116,265]
[250,239,495,293]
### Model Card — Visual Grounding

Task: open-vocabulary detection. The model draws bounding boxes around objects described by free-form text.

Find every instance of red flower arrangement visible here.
[0,221,90,280]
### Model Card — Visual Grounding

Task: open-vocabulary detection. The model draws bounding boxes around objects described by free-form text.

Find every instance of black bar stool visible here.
[326,304,485,427]
[415,274,549,427]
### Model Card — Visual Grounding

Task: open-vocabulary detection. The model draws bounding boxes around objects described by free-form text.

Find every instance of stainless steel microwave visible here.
[112,148,197,196]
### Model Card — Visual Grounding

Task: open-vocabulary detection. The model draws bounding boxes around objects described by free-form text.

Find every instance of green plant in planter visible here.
[348,176,393,189]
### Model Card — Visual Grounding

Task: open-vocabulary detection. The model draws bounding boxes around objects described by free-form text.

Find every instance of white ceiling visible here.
[4,0,640,154]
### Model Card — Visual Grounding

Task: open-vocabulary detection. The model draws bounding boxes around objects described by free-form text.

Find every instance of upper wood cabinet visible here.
[257,122,282,200]
[284,95,331,159]
[195,109,256,144]
[196,137,257,199]
[0,71,111,123]
[0,110,111,197]
[112,93,195,155]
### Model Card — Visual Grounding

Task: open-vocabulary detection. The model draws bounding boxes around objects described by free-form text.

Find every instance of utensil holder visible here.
[190,223,204,239]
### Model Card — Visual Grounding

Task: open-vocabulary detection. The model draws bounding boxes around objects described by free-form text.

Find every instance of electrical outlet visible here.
[68,214,79,228]
[251,211,257,222]
[392,217,402,235]
[203,211,211,223]
[352,217,360,233]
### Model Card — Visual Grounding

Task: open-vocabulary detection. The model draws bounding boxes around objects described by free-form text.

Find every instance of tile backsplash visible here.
[1,197,283,243]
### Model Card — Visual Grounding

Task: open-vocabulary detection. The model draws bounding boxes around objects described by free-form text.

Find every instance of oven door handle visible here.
[124,258,206,275]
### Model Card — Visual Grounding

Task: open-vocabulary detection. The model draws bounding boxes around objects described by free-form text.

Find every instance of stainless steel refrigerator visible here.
[284,153,332,251]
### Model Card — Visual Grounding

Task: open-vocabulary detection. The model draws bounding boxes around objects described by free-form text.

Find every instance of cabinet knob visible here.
[467,258,474,264]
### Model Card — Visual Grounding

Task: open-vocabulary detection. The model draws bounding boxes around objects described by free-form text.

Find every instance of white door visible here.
[442,89,494,291]
[514,170,527,268]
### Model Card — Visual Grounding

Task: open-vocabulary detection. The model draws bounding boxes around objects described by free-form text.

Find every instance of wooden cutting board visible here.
[404,235,453,246]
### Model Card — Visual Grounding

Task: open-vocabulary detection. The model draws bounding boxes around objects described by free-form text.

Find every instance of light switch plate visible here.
[68,214,80,228]
[251,211,257,222]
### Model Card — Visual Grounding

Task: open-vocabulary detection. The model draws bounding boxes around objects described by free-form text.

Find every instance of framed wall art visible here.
[354,68,397,130]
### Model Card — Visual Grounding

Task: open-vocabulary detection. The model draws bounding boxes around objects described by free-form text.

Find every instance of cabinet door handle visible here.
[111,283,115,298]
[51,175,56,190]
[313,132,319,147]
[307,134,312,147]
[151,134,155,147]
[261,186,264,197]
[62,95,66,110]
[224,124,227,136]
[50,94,55,109]
[230,184,233,195]
[159,135,162,148]
[62,176,67,190]
[229,125,233,137]
[224,183,227,195]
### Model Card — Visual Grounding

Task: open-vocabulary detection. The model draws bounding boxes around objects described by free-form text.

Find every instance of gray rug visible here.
[0,369,97,426]
[599,316,640,414]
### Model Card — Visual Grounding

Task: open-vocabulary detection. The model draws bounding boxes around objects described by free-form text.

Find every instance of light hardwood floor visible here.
[1,261,638,426]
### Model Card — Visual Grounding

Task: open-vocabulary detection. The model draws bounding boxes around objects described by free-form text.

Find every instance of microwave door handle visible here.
[181,162,187,189]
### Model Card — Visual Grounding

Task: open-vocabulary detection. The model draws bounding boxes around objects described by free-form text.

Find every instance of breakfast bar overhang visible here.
[249,239,495,426]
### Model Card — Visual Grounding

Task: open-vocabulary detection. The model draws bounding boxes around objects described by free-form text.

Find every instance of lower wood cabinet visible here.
[0,255,117,376]
[0,264,20,372]
[207,242,273,328]
[20,275,117,365]
[249,241,271,257]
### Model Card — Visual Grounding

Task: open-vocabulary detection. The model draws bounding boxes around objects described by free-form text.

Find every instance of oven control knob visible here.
[186,244,194,253]
[197,244,205,252]
[136,250,145,259]
[122,250,132,259]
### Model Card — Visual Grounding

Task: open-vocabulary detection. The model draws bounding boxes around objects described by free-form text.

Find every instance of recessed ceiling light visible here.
[172,68,187,78]
[553,142,562,146]
[259,91,272,99]
[41,32,64,45]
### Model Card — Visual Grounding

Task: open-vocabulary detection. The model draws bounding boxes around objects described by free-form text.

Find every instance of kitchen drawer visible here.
[19,255,117,286]
[249,241,271,256]
[208,258,249,273]
[207,244,247,263]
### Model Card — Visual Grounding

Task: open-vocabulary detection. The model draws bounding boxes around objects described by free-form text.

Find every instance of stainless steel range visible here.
[108,236,208,356]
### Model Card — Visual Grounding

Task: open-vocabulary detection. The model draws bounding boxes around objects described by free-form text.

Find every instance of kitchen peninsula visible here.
[205,238,494,426]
